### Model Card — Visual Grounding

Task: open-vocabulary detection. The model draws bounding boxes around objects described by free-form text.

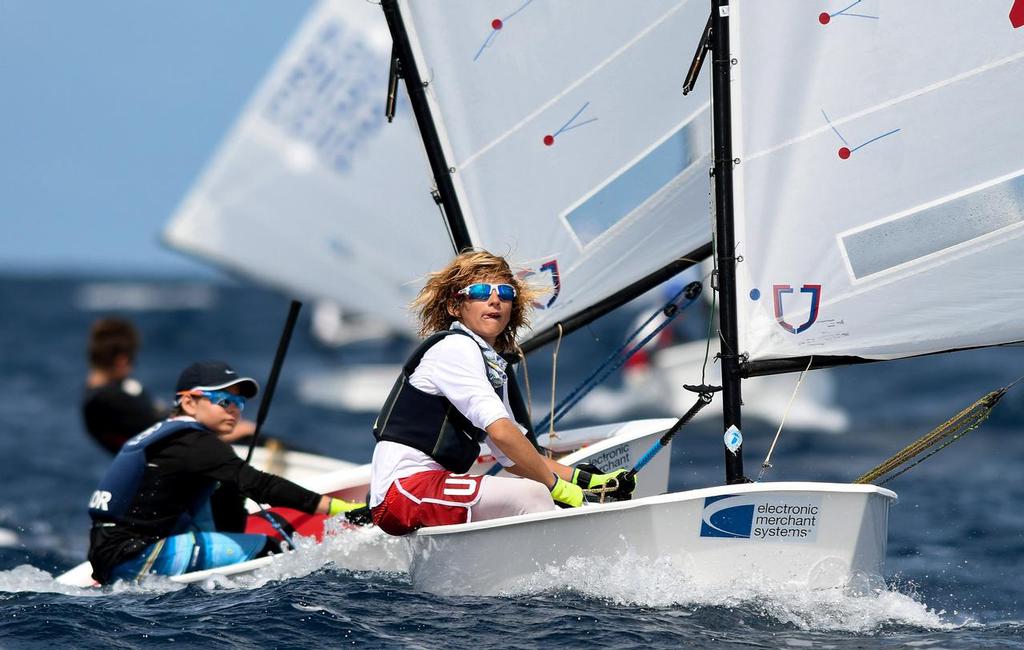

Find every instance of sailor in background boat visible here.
[81,318,170,453]
[370,251,635,536]
[81,318,258,452]
[86,360,365,584]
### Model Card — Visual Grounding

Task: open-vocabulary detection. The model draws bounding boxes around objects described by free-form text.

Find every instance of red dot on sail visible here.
[492,18,503,30]
[818,12,831,25]
[1011,0,1024,28]
[543,135,555,146]
[838,147,851,159]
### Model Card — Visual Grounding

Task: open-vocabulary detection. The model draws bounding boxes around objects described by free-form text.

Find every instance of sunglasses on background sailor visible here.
[177,390,248,412]
[457,283,517,302]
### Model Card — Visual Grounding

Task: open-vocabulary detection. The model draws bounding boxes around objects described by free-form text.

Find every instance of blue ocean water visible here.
[1,275,1023,648]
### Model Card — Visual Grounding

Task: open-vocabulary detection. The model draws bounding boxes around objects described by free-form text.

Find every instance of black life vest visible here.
[88,418,213,526]
[373,330,500,473]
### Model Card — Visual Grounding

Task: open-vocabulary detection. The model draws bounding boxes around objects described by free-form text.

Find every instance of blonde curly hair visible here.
[411,250,543,352]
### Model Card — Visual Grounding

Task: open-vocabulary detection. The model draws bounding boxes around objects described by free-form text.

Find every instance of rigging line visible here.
[434,192,460,253]
[545,290,697,428]
[702,175,717,385]
[701,286,716,385]
[873,423,980,486]
[1004,372,1024,392]
[547,323,564,453]
[255,505,295,549]
[757,356,814,482]
[513,341,533,425]
[854,388,1004,484]
[533,281,700,432]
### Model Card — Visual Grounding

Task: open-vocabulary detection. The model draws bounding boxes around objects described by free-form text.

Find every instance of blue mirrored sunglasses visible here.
[186,389,247,412]
[457,283,517,302]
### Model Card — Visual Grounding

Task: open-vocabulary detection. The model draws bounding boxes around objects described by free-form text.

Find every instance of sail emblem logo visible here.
[519,259,561,309]
[700,495,754,538]
[772,284,821,334]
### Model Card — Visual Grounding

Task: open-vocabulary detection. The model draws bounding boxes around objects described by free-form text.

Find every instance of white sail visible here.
[163,0,452,334]
[730,1,1024,362]
[396,0,713,338]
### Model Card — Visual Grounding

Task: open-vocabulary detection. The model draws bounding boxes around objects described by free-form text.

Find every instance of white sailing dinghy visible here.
[381,0,1024,595]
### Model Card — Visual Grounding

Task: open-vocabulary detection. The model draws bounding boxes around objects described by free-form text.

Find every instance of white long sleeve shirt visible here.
[369,331,523,507]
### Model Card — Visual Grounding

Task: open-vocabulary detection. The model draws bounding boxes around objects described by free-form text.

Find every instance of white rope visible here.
[513,341,533,425]
[757,356,814,481]
[547,324,564,455]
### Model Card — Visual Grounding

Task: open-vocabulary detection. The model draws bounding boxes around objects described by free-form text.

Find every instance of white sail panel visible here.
[730,1,1024,361]
[397,0,712,337]
[163,0,452,333]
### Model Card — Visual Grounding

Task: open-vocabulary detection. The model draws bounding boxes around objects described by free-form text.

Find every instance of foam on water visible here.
[0,521,411,597]
[500,551,959,634]
[196,522,411,591]
[0,561,218,597]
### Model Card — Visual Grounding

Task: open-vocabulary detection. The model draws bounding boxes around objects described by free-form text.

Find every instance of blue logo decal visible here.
[700,495,754,538]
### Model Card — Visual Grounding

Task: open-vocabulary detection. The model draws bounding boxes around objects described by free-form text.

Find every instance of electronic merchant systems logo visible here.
[700,494,822,541]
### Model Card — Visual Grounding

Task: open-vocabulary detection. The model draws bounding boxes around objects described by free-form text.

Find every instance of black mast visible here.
[710,0,747,484]
[380,0,472,252]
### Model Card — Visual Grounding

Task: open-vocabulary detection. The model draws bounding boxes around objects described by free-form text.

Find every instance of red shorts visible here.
[371,470,486,536]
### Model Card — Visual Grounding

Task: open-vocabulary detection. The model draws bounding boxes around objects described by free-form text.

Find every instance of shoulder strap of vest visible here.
[122,418,208,450]
[402,329,477,376]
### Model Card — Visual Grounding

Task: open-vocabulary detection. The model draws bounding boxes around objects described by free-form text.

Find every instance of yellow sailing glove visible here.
[549,474,584,508]
[328,498,372,525]
[572,463,637,499]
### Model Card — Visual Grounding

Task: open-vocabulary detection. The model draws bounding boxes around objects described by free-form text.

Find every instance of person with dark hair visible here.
[369,251,635,536]
[82,318,168,454]
[87,360,366,584]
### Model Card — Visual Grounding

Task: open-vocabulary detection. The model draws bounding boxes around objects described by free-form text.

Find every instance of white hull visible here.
[407,482,895,596]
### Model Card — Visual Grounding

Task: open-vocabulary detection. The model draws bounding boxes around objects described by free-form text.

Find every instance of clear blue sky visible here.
[0,0,315,276]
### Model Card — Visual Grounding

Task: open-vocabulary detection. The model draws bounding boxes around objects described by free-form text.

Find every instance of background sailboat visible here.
[162,0,450,337]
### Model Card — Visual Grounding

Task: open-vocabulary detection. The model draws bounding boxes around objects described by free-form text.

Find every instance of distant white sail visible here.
[396,0,713,338]
[163,0,452,334]
[730,1,1024,361]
